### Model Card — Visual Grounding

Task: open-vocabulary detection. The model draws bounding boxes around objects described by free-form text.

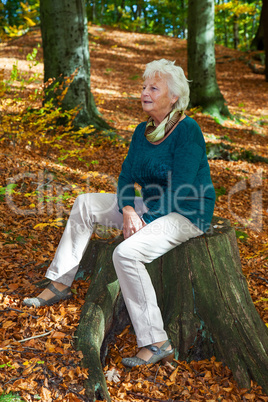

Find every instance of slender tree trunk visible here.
[85,1,92,22]
[172,19,177,38]
[99,0,105,24]
[224,14,228,47]
[92,0,96,22]
[116,0,125,23]
[251,0,265,50]
[131,6,136,20]
[182,0,187,39]
[187,0,230,117]
[39,0,110,130]
[143,6,148,29]
[244,22,248,50]
[233,14,239,49]
[137,0,142,18]
[220,0,229,47]
[263,0,268,81]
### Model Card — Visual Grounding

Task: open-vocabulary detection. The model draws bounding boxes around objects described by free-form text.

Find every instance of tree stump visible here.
[75,217,268,401]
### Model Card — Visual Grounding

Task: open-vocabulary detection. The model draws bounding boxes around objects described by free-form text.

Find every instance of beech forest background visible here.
[0,0,264,50]
[0,0,268,402]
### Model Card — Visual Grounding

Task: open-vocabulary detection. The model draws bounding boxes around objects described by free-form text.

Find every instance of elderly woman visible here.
[24,59,215,367]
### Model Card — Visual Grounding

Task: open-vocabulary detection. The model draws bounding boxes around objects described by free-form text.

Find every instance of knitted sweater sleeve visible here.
[117,128,138,213]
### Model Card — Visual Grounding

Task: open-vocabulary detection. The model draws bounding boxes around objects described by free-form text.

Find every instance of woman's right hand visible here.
[122,206,146,239]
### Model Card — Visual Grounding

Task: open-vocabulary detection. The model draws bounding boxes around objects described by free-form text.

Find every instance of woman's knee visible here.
[69,194,96,227]
[112,243,125,267]
[113,239,142,270]
[72,193,99,215]
[72,193,87,209]
[112,241,134,267]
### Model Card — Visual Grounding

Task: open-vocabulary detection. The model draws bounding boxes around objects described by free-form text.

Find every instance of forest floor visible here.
[0,25,268,402]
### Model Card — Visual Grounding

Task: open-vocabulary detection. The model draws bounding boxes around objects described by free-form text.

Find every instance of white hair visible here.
[143,59,190,112]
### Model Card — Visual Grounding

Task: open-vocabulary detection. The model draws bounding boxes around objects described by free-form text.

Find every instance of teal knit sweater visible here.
[117,116,215,232]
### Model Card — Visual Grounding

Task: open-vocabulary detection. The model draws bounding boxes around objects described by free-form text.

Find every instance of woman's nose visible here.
[143,87,149,96]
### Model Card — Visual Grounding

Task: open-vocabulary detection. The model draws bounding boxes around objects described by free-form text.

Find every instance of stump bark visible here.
[75,217,268,401]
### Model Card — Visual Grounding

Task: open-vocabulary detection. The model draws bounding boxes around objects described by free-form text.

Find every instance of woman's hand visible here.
[122,206,146,239]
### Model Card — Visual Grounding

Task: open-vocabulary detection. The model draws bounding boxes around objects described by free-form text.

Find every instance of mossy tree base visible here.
[187,0,231,118]
[75,217,268,401]
[40,0,110,131]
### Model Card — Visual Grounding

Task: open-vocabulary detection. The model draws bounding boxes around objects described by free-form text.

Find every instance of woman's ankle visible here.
[51,281,69,291]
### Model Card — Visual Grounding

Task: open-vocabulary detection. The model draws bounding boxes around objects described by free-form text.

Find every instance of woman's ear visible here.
[171,95,179,105]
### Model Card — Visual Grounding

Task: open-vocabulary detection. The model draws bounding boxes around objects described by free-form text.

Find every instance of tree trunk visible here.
[263,0,268,81]
[224,10,228,48]
[233,14,239,50]
[130,5,137,20]
[39,0,110,130]
[251,0,265,51]
[187,0,230,118]
[75,217,268,401]
[179,0,185,38]
[143,6,148,29]
[115,0,125,23]
[137,0,142,19]
[244,22,248,50]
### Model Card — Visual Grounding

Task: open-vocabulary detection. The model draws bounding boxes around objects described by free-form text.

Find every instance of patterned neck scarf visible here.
[145,108,182,143]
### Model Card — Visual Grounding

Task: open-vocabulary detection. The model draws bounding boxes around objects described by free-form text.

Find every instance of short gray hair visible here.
[143,59,190,112]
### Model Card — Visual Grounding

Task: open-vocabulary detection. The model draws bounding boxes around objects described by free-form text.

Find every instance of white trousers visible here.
[45,193,203,347]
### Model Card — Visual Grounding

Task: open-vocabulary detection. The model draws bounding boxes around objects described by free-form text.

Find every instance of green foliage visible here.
[26,45,40,67]
[0,0,39,39]
[0,361,15,369]
[215,0,262,50]
[0,53,111,172]
[0,46,41,98]
[230,149,268,163]
[0,0,263,51]
[206,142,231,160]
[0,392,23,402]
[215,186,226,201]
[85,0,262,46]
[0,184,18,202]
[135,188,142,197]
[129,74,140,80]
[235,229,249,242]
[86,0,187,36]
[206,142,268,164]
[223,135,233,142]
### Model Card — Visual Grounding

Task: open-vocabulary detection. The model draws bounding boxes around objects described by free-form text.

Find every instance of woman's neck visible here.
[150,109,173,127]
[149,114,186,145]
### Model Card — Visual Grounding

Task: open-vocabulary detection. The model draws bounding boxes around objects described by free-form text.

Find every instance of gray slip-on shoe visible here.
[121,340,174,368]
[23,283,72,307]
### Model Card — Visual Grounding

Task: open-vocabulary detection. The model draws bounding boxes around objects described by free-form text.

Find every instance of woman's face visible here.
[141,75,178,125]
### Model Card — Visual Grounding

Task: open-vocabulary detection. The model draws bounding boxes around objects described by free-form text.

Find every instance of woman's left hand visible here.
[122,206,146,239]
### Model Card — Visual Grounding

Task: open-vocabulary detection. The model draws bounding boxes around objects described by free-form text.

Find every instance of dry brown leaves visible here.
[0,25,267,401]
[0,286,90,401]
[104,326,268,402]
